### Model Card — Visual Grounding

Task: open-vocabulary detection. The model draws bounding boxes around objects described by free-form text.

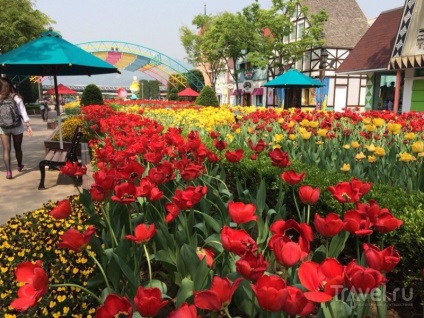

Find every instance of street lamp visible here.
[319,47,329,82]
[141,81,144,100]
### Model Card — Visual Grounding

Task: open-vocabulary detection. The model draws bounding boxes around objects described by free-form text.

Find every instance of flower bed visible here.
[1,105,423,317]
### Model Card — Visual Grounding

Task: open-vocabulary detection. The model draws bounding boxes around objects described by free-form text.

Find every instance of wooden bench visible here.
[38,126,83,190]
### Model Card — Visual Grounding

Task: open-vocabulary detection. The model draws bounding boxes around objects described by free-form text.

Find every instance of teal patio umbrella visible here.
[263,68,324,88]
[264,68,324,107]
[0,28,120,148]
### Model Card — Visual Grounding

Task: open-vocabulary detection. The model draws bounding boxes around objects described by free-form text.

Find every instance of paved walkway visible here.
[0,114,79,226]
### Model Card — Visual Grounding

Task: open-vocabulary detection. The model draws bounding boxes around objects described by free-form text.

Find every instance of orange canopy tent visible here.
[178,87,199,97]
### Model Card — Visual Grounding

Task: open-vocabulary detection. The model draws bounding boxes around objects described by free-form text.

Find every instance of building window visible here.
[256,95,263,106]
[297,22,305,40]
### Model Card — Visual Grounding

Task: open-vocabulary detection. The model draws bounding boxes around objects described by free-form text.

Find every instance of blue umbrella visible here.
[0,28,120,148]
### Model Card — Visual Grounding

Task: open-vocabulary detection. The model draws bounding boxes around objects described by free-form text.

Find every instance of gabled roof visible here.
[300,0,369,48]
[336,7,403,74]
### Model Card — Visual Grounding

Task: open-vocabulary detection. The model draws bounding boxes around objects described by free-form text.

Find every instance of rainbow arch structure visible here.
[76,41,203,90]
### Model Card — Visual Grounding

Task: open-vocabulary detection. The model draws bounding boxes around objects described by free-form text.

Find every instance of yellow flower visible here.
[364,124,376,132]
[343,144,351,150]
[340,163,350,172]
[404,132,415,140]
[277,118,284,124]
[300,131,312,140]
[300,119,310,127]
[374,147,386,156]
[287,121,296,128]
[355,152,366,160]
[289,134,297,140]
[372,118,385,127]
[351,141,360,149]
[234,127,241,134]
[387,123,402,134]
[248,127,255,134]
[365,143,376,152]
[418,152,424,158]
[298,126,307,134]
[316,141,324,145]
[317,128,328,137]
[309,121,319,128]
[362,117,371,124]
[368,155,377,163]
[273,133,284,142]
[411,140,424,153]
[399,152,416,162]
[226,134,234,142]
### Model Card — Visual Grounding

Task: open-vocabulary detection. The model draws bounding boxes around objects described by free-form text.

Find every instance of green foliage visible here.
[168,87,179,101]
[17,77,39,103]
[195,85,219,106]
[80,84,104,106]
[138,80,160,100]
[0,0,54,53]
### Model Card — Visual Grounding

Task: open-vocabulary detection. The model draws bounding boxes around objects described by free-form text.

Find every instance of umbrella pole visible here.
[53,75,63,149]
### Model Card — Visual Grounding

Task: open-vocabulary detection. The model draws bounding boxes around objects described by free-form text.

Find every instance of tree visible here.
[195,85,219,106]
[243,0,328,77]
[0,0,54,53]
[80,84,103,106]
[202,12,254,105]
[180,14,224,91]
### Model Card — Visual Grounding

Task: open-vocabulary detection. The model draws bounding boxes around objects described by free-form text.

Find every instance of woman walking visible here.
[0,78,32,179]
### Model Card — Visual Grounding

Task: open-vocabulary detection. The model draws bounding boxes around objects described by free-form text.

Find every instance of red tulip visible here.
[10,260,48,312]
[168,302,199,318]
[374,211,403,233]
[225,149,244,163]
[344,260,387,294]
[314,213,345,237]
[250,275,286,312]
[196,247,215,267]
[280,286,315,316]
[228,201,258,224]
[194,276,242,311]
[220,226,257,256]
[363,243,400,273]
[272,236,304,267]
[60,161,87,177]
[298,185,320,205]
[269,219,314,254]
[281,170,305,186]
[343,210,373,236]
[213,139,227,151]
[164,202,181,223]
[350,177,372,196]
[57,226,96,252]
[327,181,361,203]
[95,294,133,318]
[236,251,269,281]
[248,139,267,153]
[111,182,140,204]
[133,286,169,317]
[49,199,72,219]
[172,186,207,210]
[298,258,344,302]
[125,223,156,244]
[268,148,291,168]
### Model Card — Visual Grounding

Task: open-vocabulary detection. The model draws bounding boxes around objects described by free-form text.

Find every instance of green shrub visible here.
[195,85,219,106]
[168,87,178,101]
[80,84,103,106]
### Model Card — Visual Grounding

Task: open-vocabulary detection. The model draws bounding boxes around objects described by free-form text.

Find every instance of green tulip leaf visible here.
[329,230,350,258]
[311,245,327,263]
[154,249,177,267]
[112,252,139,291]
[193,258,212,290]
[201,212,222,233]
[176,244,200,279]
[318,300,351,318]
[256,178,267,214]
[176,277,194,307]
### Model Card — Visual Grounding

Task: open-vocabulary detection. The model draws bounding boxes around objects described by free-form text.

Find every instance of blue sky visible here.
[34,0,406,86]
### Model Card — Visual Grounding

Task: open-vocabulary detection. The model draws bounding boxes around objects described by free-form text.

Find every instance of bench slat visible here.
[45,150,56,161]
